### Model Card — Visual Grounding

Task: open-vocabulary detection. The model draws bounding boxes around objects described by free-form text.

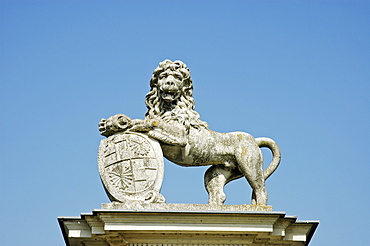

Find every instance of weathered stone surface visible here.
[98,131,165,203]
[99,60,281,206]
[58,210,319,246]
[101,202,273,212]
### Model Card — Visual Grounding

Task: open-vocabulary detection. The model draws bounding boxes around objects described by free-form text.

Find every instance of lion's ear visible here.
[182,74,193,86]
[182,79,191,88]
[150,76,157,87]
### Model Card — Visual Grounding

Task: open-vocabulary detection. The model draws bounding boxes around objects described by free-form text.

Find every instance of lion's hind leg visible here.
[204,165,243,205]
[237,158,268,205]
[234,133,268,205]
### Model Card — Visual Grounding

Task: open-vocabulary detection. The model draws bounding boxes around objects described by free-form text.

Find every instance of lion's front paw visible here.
[99,118,111,137]
[98,114,132,137]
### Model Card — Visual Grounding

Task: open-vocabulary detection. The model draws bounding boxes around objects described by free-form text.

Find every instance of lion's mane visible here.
[145,60,208,131]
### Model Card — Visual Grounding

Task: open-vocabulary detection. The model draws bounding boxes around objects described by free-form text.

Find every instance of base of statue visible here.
[58,204,318,246]
[101,201,273,212]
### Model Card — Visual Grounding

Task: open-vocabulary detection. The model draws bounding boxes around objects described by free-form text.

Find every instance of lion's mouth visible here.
[160,90,180,102]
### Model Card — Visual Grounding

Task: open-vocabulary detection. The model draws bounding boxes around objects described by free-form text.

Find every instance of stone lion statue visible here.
[99,59,281,205]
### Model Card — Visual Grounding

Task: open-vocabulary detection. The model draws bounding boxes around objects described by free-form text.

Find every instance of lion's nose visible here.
[165,78,175,86]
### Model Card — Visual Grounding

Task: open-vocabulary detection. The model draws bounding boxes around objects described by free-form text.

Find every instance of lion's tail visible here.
[255,137,281,180]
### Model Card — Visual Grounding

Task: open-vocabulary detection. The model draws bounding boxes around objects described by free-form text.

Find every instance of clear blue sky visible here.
[1,1,369,245]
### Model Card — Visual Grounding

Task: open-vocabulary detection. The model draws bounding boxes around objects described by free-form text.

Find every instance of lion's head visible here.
[145,59,208,130]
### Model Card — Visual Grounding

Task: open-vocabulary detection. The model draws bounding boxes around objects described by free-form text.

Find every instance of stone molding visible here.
[58,208,318,246]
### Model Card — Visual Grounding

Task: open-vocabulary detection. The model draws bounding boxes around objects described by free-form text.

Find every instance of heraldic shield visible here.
[98,132,165,203]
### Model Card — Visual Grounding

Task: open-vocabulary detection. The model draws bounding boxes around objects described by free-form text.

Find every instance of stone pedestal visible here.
[58,204,318,246]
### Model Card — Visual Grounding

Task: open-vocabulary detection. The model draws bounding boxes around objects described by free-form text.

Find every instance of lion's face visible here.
[157,69,184,102]
[146,59,208,129]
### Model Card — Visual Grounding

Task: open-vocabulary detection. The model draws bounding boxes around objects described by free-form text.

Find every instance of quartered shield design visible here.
[98,132,165,203]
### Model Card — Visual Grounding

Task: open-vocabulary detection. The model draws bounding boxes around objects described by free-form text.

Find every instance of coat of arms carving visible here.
[98,131,165,203]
